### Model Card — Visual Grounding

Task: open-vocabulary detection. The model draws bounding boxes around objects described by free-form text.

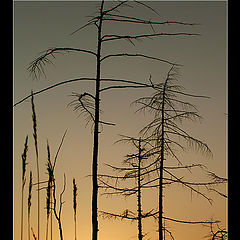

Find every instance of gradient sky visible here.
[14,1,227,240]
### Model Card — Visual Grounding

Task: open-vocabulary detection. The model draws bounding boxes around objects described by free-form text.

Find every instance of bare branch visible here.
[163,216,220,225]
[101,78,152,87]
[98,178,137,196]
[103,13,199,26]
[207,171,227,183]
[100,210,220,225]
[164,163,207,171]
[102,32,200,42]
[100,84,149,92]
[99,120,116,126]
[59,174,66,216]
[209,188,227,198]
[168,89,210,99]
[164,168,213,204]
[70,18,99,35]
[28,47,97,79]
[133,0,161,17]
[14,76,155,107]
[103,1,129,15]
[101,53,181,66]
[68,92,95,124]
[53,130,68,170]
[99,209,137,221]
[52,174,66,240]
[13,77,96,107]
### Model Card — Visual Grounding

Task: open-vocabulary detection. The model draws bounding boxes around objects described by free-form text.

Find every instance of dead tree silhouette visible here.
[14,1,201,239]
[98,134,226,239]
[132,65,227,240]
[99,136,159,240]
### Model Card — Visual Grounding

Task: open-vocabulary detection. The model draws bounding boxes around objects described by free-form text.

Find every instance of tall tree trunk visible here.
[92,1,104,240]
[159,81,166,240]
[158,151,164,240]
[137,139,143,240]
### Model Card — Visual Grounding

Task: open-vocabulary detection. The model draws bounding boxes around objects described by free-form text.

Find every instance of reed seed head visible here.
[46,141,53,218]
[28,171,32,214]
[73,178,77,214]
[22,135,28,186]
[31,91,38,158]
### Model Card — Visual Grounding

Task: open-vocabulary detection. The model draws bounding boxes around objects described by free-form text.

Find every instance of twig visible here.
[53,130,68,170]
[102,32,200,42]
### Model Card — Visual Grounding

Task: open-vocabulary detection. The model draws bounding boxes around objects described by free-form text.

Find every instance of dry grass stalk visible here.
[31,91,40,240]
[53,174,66,240]
[21,135,28,240]
[31,228,37,240]
[28,171,32,240]
[47,131,67,240]
[31,91,38,159]
[46,141,54,240]
[73,178,78,240]
[22,135,28,186]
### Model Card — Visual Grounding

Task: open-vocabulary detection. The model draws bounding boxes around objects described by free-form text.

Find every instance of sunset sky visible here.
[14,1,227,240]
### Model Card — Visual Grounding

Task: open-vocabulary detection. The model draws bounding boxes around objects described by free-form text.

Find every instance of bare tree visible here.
[99,136,158,240]
[132,65,227,240]
[14,2,200,239]
[99,135,225,240]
